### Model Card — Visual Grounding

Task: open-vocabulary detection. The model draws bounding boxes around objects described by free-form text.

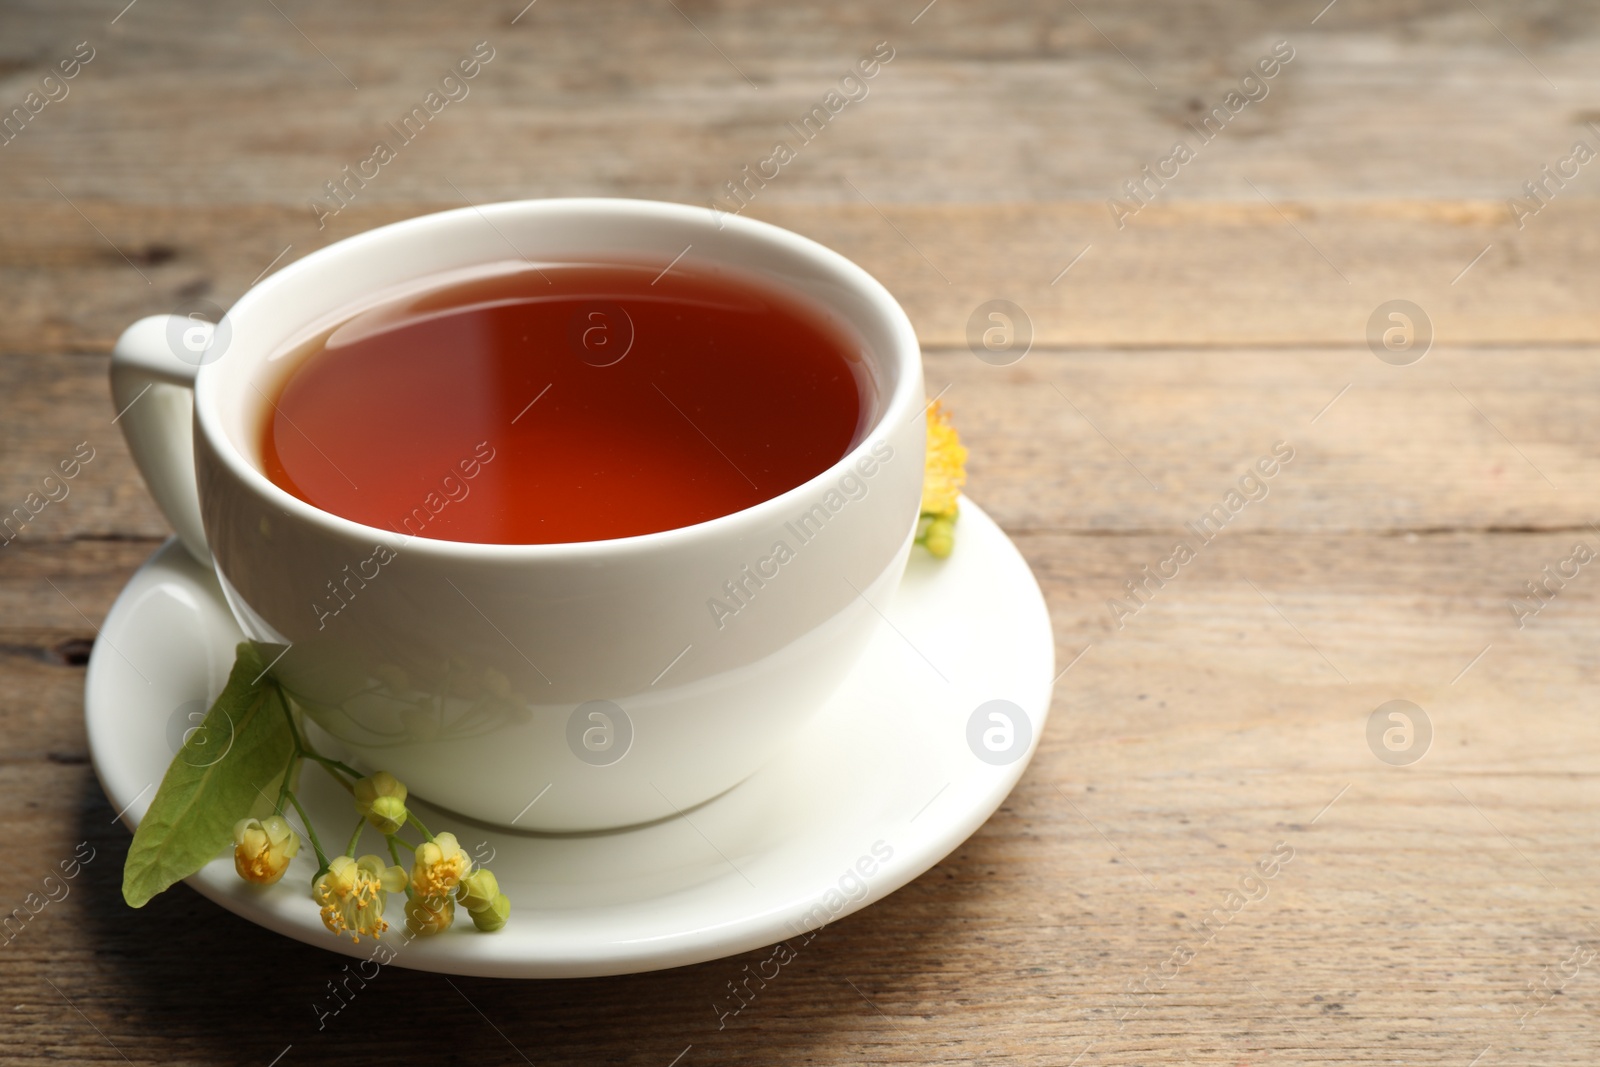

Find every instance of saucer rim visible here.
[86,496,1054,978]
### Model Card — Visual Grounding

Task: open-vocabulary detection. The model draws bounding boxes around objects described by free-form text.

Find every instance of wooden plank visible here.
[0,3,1595,353]
[4,0,1600,1062]
[2,1,1599,209]
[5,199,1600,355]
[0,528,1596,1064]
[922,343,1600,534]
[0,354,168,541]
[5,347,1597,547]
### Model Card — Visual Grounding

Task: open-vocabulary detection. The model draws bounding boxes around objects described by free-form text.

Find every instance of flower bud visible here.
[405,894,455,937]
[354,772,409,833]
[470,893,511,933]
[923,515,956,559]
[367,795,408,835]
[232,816,300,885]
[456,869,500,913]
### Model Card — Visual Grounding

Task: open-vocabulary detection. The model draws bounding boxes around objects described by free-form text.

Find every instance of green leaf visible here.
[122,642,296,908]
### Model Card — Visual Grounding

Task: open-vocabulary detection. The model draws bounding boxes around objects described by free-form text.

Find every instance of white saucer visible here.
[87,497,1054,978]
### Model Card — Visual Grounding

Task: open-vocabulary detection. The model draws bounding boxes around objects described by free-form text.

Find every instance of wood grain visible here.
[2,1,1598,1064]
[7,200,1600,354]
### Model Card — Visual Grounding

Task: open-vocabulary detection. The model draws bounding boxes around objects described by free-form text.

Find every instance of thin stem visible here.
[387,836,414,899]
[406,812,435,843]
[307,755,357,794]
[287,791,329,870]
[309,755,365,781]
[344,818,365,858]
[273,682,306,750]
[276,685,365,782]
[273,752,300,816]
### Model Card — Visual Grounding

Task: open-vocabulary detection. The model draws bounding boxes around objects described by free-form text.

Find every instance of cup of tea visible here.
[111,198,925,831]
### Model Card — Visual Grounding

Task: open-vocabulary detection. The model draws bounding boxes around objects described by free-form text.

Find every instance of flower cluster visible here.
[406,833,511,934]
[121,642,534,939]
[917,399,968,558]
[230,761,510,943]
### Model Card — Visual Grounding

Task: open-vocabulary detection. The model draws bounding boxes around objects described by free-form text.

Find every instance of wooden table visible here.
[4,1,1599,1063]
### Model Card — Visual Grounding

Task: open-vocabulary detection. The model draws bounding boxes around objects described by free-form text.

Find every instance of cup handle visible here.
[111,315,211,564]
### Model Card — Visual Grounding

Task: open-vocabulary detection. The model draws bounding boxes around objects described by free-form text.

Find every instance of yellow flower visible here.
[917,399,967,558]
[232,816,300,885]
[353,771,408,835]
[921,399,967,519]
[404,893,456,937]
[312,854,406,941]
[411,832,471,899]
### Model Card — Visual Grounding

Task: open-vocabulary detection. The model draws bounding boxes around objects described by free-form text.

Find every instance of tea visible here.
[261,261,871,544]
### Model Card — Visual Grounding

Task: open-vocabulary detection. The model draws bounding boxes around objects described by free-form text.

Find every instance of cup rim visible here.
[193,197,924,560]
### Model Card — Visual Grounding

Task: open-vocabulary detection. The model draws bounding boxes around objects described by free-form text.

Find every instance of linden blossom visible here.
[705,440,894,630]
[311,883,435,1030]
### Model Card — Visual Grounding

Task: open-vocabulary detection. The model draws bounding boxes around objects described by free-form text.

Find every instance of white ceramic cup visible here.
[111,198,925,831]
